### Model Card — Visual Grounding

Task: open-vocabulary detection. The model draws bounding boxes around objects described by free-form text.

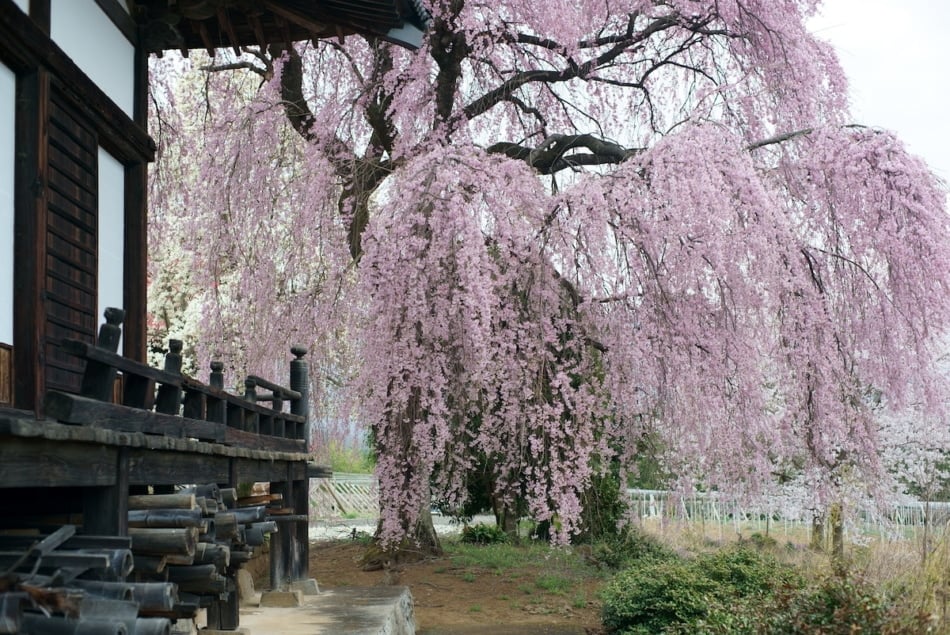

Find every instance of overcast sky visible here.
[810,0,950,184]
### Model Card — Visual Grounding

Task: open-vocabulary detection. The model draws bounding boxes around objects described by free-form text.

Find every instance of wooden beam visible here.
[262,1,328,36]
[233,458,305,484]
[0,436,117,487]
[30,0,50,35]
[128,449,229,486]
[192,19,216,57]
[248,13,267,51]
[44,391,226,443]
[0,5,155,163]
[272,13,293,48]
[93,0,138,46]
[216,7,241,55]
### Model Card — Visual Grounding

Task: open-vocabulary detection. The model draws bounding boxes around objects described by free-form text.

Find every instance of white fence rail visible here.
[626,488,950,541]
[309,477,950,535]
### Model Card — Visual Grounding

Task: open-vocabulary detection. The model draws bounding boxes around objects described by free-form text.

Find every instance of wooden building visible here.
[0,0,426,631]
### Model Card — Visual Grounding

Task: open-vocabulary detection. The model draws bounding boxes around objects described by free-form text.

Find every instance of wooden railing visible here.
[45,308,309,454]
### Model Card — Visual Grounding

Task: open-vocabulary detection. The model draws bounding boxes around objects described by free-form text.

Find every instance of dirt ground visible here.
[303,540,607,634]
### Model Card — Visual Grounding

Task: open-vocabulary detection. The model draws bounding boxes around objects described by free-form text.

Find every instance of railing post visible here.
[289,346,309,442]
[79,307,124,402]
[154,339,183,415]
[206,361,226,424]
[244,377,258,434]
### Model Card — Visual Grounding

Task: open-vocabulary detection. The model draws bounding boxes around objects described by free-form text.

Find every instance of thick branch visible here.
[488,134,642,174]
[463,15,678,121]
[272,43,391,260]
[274,44,318,143]
[430,0,468,125]
[364,44,397,156]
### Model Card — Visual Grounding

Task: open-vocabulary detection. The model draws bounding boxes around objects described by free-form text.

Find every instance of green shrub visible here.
[601,558,718,634]
[460,522,509,545]
[698,545,800,597]
[590,526,677,570]
[748,531,778,550]
[764,573,932,635]
[601,545,800,634]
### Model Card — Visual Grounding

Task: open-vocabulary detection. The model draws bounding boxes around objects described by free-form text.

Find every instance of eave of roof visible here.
[129,0,429,54]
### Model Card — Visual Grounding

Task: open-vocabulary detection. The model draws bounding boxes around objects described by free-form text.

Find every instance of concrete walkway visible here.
[237,586,415,635]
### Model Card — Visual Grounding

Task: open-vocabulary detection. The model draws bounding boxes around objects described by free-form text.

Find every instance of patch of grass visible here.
[518,583,533,595]
[468,604,482,613]
[535,573,572,594]
[461,523,509,545]
[446,538,604,580]
[460,571,477,583]
[350,530,373,545]
[572,590,589,609]
[449,541,545,571]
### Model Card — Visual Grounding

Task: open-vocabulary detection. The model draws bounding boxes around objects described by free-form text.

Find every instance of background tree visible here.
[149,0,950,553]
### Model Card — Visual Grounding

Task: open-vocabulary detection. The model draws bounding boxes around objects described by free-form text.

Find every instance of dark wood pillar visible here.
[123,28,148,364]
[12,67,48,414]
[82,446,129,536]
[289,347,311,581]
[269,477,292,591]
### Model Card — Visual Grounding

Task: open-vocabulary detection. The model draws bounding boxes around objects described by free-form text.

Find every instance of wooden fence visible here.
[310,473,378,519]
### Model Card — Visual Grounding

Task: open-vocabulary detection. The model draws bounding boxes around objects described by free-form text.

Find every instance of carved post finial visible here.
[104,307,125,326]
[97,307,125,353]
[244,377,257,402]
[289,346,310,442]
[164,339,183,375]
[210,361,224,390]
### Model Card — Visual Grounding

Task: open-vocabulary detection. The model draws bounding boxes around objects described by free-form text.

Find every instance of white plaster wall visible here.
[98,148,125,334]
[0,63,14,345]
[12,0,28,13]
[50,0,134,116]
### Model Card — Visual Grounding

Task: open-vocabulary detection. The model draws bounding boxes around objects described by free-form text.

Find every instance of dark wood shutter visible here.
[44,86,98,394]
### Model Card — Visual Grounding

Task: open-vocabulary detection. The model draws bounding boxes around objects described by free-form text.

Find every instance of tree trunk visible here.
[829,502,845,573]
[491,495,519,539]
[810,512,825,551]
[362,495,442,571]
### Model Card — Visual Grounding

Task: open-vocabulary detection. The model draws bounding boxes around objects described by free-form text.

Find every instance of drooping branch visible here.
[746,124,869,151]
[746,128,815,151]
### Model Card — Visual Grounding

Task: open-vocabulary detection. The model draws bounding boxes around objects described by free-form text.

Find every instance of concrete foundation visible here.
[239,586,415,635]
